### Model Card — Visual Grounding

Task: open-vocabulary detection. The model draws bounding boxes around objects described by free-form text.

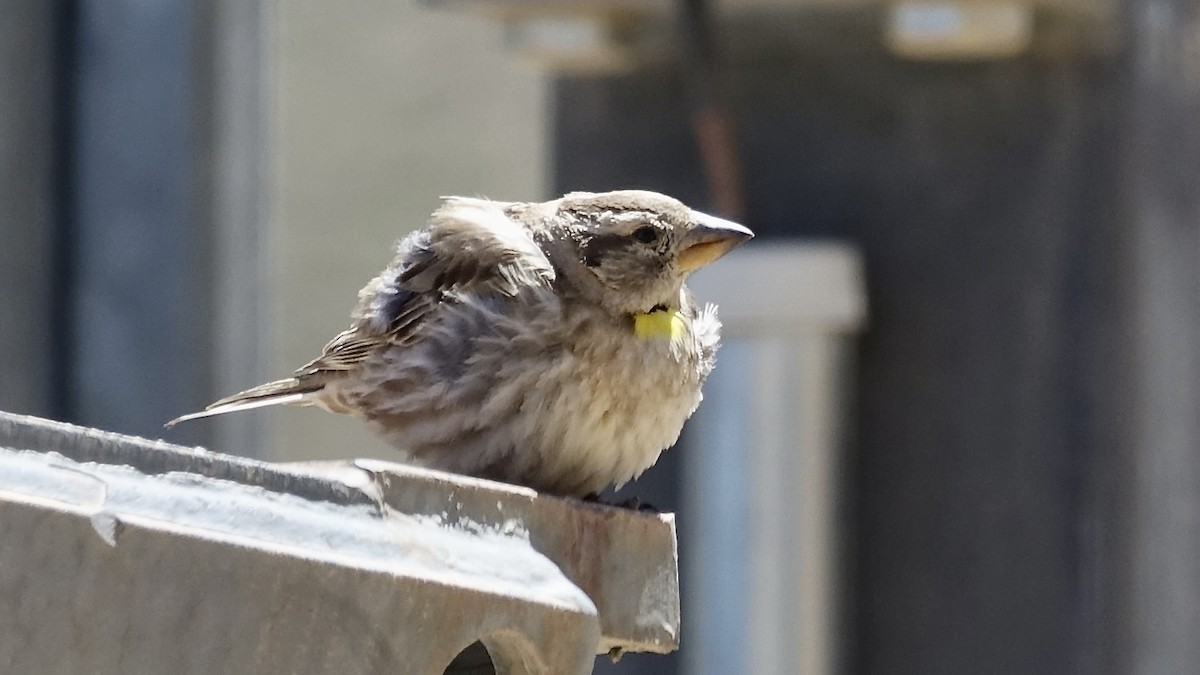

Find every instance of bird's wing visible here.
[393,197,556,297]
[297,197,557,375]
[292,292,437,375]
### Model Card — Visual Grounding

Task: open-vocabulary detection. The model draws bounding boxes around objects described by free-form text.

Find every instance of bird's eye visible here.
[632,226,659,244]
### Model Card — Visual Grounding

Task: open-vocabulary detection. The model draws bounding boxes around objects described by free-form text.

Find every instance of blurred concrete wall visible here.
[264,1,549,460]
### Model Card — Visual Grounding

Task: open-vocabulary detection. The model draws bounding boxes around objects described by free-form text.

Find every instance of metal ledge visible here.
[0,411,680,674]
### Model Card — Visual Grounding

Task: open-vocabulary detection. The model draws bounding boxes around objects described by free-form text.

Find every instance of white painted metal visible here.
[684,243,865,675]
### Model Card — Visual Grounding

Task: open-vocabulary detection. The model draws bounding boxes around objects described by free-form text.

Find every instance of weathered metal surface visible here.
[349,458,681,655]
[0,411,682,674]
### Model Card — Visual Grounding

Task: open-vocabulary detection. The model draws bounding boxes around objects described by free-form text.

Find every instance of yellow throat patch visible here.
[633,309,686,340]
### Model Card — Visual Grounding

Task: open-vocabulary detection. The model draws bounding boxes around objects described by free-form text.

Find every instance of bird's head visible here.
[539,190,753,316]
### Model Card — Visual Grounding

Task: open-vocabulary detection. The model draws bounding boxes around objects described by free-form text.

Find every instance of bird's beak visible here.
[678,211,754,272]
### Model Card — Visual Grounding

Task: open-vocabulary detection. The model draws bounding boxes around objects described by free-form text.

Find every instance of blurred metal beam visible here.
[424,0,1120,69]
[69,1,211,440]
[1125,0,1200,671]
[684,244,866,675]
[0,1,56,416]
[63,1,270,455]
[200,0,270,457]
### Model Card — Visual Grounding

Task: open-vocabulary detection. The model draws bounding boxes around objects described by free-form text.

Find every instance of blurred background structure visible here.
[2,0,1200,673]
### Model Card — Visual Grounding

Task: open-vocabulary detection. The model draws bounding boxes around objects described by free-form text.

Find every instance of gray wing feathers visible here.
[397,198,555,296]
[354,197,554,338]
[297,199,556,375]
[169,196,555,427]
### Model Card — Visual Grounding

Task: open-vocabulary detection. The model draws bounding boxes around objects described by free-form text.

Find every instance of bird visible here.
[168,190,752,497]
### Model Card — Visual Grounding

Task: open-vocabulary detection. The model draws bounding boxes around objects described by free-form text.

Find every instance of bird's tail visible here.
[165,378,320,427]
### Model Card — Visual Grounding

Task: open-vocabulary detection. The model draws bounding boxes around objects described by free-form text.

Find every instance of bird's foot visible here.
[580,493,659,513]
